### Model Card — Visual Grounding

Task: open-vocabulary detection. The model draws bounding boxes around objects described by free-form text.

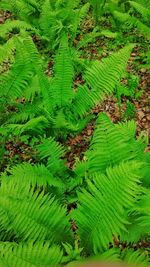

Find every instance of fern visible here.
[134,191,150,236]
[76,113,149,180]
[7,99,42,124]
[0,37,16,65]
[122,249,149,266]
[0,1,150,265]
[0,20,35,40]
[0,177,71,243]
[36,136,66,175]
[1,32,133,137]
[72,160,142,253]
[6,116,49,135]
[73,113,150,253]
[3,162,64,188]
[0,58,31,99]
[37,37,133,135]
[71,44,134,119]
[84,44,134,95]
[39,0,59,44]
[89,0,107,24]
[0,0,89,50]
[0,37,36,99]
[0,0,41,23]
[71,2,90,41]
[112,10,150,39]
[50,33,74,108]
[77,30,117,49]
[0,241,62,267]
[75,113,143,176]
[128,1,150,22]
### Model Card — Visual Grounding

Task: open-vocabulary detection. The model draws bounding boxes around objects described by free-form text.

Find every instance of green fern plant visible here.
[88,0,108,25]
[0,0,90,50]
[74,113,148,176]
[0,34,134,139]
[72,113,150,253]
[72,160,143,253]
[111,0,150,39]
[0,113,150,266]
[0,1,150,266]
[0,175,71,243]
[0,241,63,267]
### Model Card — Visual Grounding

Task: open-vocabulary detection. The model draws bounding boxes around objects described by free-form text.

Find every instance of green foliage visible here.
[116,74,141,119]
[73,113,150,253]
[36,136,66,175]
[0,34,133,139]
[128,1,150,22]
[0,0,90,50]
[122,249,149,266]
[0,1,150,266]
[0,113,150,265]
[0,241,63,267]
[75,113,146,176]
[72,160,142,253]
[71,44,134,120]
[89,0,107,24]
[4,162,63,188]
[50,33,74,108]
[0,175,71,243]
[111,0,150,39]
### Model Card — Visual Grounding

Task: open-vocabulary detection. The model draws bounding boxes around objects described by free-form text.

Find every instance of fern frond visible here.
[39,0,56,36]
[24,75,41,101]
[71,3,90,40]
[77,30,118,49]
[50,33,74,108]
[0,0,39,22]
[129,1,150,22]
[89,248,120,263]
[122,249,150,266]
[100,30,118,38]
[120,223,145,243]
[90,0,106,23]
[0,178,71,243]
[136,0,150,9]
[6,116,49,135]
[0,20,35,39]
[0,0,25,15]
[115,119,136,142]
[113,11,150,38]
[0,241,63,267]
[0,40,33,99]
[84,113,138,174]
[36,137,66,175]
[0,35,43,102]
[7,99,42,124]
[72,161,142,253]
[22,36,42,69]
[74,112,148,179]
[62,0,80,10]
[134,191,150,235]
[5,163,64,188]
[72,45,133,118]
[71,85,95,119]
[0,38,15,64]
[84,44,134,95]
